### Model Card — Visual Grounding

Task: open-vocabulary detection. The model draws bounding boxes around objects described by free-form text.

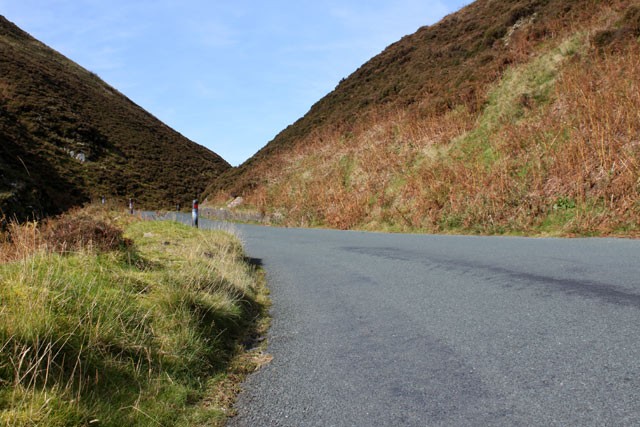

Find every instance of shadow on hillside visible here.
[0,126,88,221]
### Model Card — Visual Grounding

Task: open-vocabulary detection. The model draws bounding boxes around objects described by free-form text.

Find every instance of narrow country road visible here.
[166,214,640,426]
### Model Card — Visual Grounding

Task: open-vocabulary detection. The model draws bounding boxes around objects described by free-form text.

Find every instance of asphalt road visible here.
[163,214,640,426]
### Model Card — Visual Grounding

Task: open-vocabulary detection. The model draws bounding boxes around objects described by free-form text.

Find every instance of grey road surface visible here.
[164,215,640,426]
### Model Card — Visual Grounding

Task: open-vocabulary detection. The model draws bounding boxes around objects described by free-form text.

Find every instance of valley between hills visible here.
[2,0,640,234]
[2,1,640,425]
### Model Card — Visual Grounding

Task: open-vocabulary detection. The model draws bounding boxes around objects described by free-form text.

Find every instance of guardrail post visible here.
[192,199,199,228]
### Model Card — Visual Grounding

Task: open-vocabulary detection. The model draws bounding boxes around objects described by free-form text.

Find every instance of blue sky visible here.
[1,1,471,165]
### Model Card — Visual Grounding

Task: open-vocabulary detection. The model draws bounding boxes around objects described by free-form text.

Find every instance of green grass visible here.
[0,217,268,426]
[453,34,584,165]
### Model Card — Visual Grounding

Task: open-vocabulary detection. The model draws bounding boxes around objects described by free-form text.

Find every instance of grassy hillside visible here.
[0,16,230,221]
[0,207,269,425]
[206,0,640,236]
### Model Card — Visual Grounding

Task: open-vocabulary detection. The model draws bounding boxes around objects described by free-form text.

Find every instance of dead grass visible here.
[0,205,131,262]
[206,1,640,236]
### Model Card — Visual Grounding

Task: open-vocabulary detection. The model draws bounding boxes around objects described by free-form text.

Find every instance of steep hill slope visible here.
[0,16,230,220]
[206,0,640,236]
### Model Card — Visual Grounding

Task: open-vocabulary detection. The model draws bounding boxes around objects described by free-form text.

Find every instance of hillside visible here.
[205,0,640,236]
[0,16,230,221]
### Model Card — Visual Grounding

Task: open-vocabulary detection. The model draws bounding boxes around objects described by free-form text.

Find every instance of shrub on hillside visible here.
[40,211,128,253]
[0,206,130,262]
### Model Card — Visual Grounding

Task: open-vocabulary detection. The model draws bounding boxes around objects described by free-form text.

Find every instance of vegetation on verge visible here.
[0,206,269,426]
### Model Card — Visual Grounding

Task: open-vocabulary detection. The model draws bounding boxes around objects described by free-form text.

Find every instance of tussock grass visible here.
[0,207,268,425]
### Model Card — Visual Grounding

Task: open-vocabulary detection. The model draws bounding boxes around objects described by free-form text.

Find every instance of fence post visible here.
[192,199,199,228]
[129,198,134,214]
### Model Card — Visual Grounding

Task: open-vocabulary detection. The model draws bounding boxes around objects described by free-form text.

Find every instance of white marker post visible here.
[192,199,199,228]
[129,198,134,215]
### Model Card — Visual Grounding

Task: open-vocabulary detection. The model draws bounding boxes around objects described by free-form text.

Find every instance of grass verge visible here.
[0,206,270,426]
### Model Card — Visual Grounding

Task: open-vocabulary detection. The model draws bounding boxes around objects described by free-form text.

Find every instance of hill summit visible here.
[0,16,230,220]
[206,0,640,236]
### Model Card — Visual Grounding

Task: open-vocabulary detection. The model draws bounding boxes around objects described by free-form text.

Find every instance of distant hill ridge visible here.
[206,0,640,236]
[0,15,230,220]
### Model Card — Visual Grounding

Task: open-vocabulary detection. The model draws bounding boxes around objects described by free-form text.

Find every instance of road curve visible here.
[164,215,640,426]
